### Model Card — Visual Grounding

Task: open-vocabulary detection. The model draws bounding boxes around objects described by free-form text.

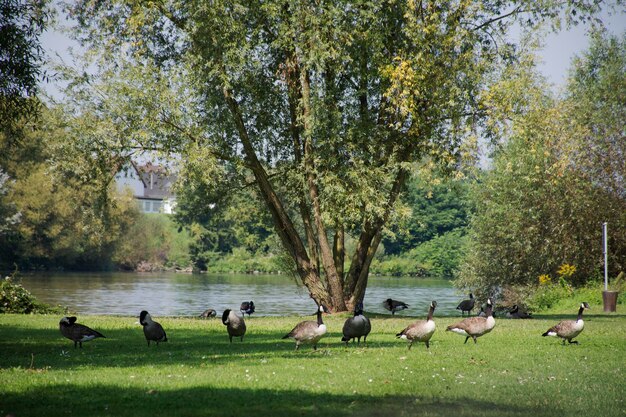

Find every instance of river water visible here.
[18,272,463,317]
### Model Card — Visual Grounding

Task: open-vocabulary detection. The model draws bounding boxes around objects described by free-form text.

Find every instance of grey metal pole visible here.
[603,222,608,291]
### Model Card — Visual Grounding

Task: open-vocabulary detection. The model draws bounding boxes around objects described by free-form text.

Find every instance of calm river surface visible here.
[19,272,463,317]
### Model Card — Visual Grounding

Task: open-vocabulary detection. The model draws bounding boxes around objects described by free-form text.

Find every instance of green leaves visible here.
[459,30,626,293]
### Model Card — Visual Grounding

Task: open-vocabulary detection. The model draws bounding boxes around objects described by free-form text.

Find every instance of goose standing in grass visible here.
[542,302,589,344]
[447,298,495,344]
[382,298,409,315]
[199,308,217,318]
[396,300,437,350]
[282,305,328,351]
[59,316,105,348]
[222,309,246,343]
[341,302,371,345]
[456,293,475,316]
[139,310,168,346]
[240,301,255,317]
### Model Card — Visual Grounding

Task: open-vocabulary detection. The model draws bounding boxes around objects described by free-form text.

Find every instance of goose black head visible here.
[222,309,232,325]
[60,316,77,326]
[430,300,437,309]
[314,304,328,315]
[139,310,150,326]
[581,302,590,309]
[469,293,474,299]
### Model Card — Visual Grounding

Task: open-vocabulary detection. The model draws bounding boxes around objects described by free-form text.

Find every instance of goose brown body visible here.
[240,301,255,317]
[222,309,246,342]
[139,311,168,346]
[542,302,589,344]
[199,309,217,318]
[396,301,437,349]
[283,305,328,350]
[447,298,495,343]
[59,316,105,348]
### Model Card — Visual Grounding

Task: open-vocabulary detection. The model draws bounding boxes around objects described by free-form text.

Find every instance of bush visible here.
[113,214,192,270]
[370,256,428,277]
[196,248,283,274]
[371,229,468,278]
[502,280,625,313]
[0,276,66,314]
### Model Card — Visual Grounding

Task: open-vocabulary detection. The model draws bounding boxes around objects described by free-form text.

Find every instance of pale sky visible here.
[40,5,625,99]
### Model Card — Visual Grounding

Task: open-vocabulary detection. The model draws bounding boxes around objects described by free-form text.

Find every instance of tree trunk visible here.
[299,67,347,312]
[344,153,411,308]
[222,84,332,308]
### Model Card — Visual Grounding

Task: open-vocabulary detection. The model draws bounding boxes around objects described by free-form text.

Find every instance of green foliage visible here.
[525,285,575,312]
[371,255,428,278]
[57,0,605,308]
[113,213,192,270]
[526,281,625,313]
[458,32,626,294]
[195,247,280,274]
[383,176,471,255]
[0,0,51,137]
[0,276,65,314]
[0,108,140,270]
[373,229,468,278]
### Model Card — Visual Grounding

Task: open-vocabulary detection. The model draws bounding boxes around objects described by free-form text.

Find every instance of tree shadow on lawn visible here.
[1,383,570,417]
[0,326,410,370]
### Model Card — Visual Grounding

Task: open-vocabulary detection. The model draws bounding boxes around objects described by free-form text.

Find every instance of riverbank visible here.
[1,308,624,417]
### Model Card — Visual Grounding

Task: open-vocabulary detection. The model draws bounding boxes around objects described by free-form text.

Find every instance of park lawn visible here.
[0,307,624,417]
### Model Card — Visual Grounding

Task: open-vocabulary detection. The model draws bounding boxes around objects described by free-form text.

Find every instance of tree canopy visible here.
[0,0,50,137]
[458,30,626,294]
[59,0,607,311]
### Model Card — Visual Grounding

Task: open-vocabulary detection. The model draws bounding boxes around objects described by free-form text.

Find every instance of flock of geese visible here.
[58,297,591,350]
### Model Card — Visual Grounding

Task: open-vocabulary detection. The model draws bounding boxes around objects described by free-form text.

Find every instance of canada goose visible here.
[341,302,371,345]
[447,298,495,344]
[456,293,475,316]
[199,309,217,318]
[382,298,409,315]
[477,304,498,318]
[222,309,246,342]
[59,316,105,348]
[542,302,589,344]
[139,310,168,346]
[282,305,328,350]
[507,305,532,319]
[396,300,437,350]
[240,301,255,317]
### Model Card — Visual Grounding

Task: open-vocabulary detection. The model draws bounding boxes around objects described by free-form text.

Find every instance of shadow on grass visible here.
[0,383,569,417]
[0,325,414,370]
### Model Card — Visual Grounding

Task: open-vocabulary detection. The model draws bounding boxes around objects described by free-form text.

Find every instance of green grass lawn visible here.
[1,307,624,417]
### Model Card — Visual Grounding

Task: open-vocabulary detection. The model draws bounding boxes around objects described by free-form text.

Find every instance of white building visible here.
[115,161,177,214]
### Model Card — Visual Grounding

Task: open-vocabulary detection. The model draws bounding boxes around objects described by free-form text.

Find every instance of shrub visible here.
[0,276,66,314]
[113,214,192,270]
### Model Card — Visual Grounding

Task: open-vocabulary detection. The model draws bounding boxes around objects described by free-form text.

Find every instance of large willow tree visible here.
[62,0,604,311]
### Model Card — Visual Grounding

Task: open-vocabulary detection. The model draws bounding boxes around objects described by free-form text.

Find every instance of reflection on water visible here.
[19,272,462,317]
